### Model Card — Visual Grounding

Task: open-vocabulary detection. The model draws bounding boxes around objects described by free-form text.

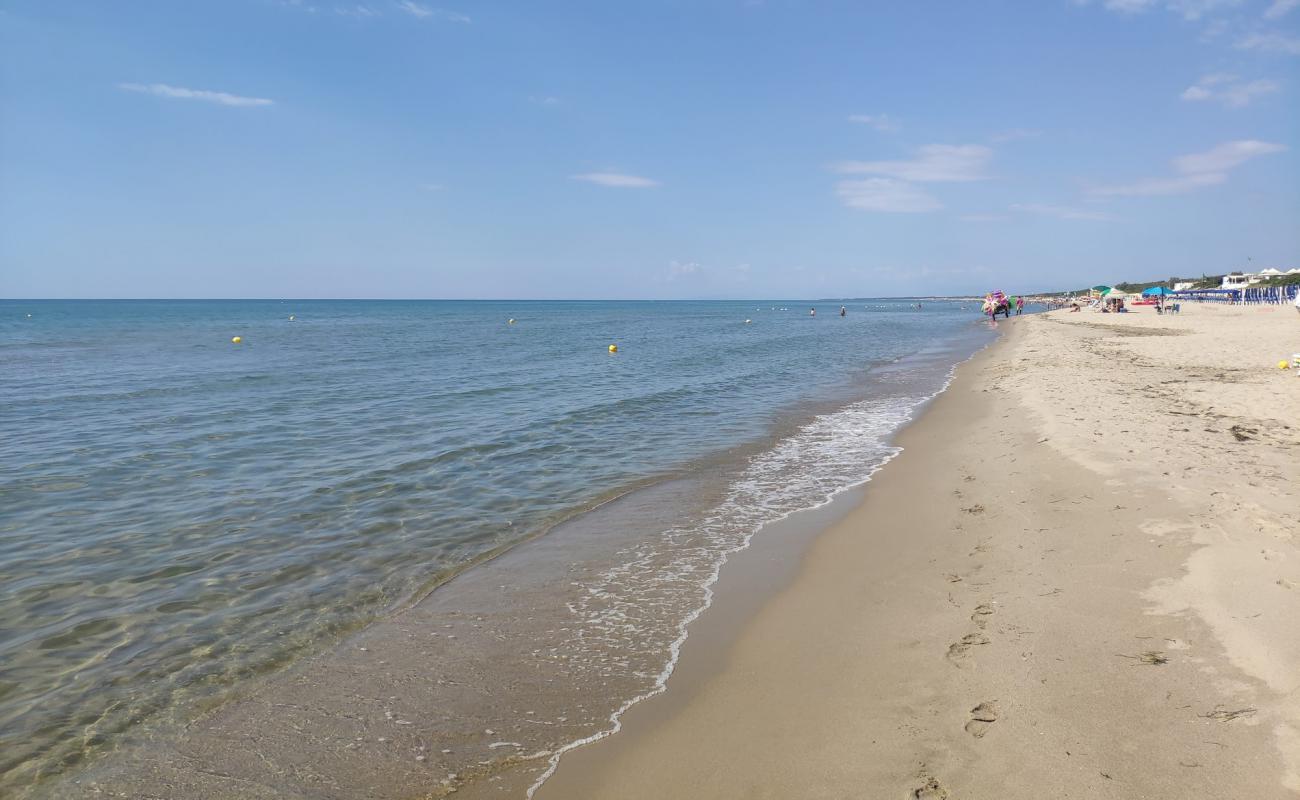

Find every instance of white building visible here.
[1219,267,1296,289]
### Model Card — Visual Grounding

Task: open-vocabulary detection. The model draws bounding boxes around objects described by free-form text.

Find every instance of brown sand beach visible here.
[538,305,1300,799]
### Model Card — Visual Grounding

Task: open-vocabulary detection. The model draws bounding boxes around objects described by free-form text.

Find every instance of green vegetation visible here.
[1036,270,1297,296]
[1037,275,1219,296]
[1114,279,1171,294]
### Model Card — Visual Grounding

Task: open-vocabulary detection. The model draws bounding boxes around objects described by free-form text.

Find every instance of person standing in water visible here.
[839,306,846,317]
[810,307,816,317]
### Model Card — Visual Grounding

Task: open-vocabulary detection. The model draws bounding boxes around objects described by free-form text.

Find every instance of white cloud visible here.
[397,1,470,22]
[848,113,900,132]
[836,178,942,213]
[397,1,431,15]
[1264,0,1300,18]
[336,4,378,17]
[1090,139,1285,196]
[1102,0,1158,12]
[1173,139,1286,172]
[1011,203,1114,220]
[834,144,993,182]
[1236,31,1300,53]
[530,95,560,106]
[117,82,274,107]
[1077,0,1241,18]
[667,260,703,280]
[1166,0,1242,19]
[1180,73,1279,106]
[958,213,1009,222]
[989,128,1042,143]
[571,172,660,188]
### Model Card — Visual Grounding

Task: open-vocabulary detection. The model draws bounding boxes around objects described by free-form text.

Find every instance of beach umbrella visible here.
[1091,285,1112,293]
[1105,290,1130,299]
[1141,286,1173,296]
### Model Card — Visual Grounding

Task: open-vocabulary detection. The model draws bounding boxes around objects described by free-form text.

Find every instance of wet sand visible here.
[539,305,1300,798]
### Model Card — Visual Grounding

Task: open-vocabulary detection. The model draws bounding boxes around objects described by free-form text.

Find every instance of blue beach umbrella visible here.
[1141,286,1173,296]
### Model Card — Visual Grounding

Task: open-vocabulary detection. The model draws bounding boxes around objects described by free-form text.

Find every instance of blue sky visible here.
[1,0,1297,298]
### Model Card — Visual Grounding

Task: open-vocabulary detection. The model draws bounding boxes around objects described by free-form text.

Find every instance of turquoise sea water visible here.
[0,299,995,791]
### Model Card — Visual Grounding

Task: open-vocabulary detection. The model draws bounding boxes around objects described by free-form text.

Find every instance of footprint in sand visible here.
[965,701,999,738]
[911,775,950,799]
[971,603,995,629]
[946,632,990,665]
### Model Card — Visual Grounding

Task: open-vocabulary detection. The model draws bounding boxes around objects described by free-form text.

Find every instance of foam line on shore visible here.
[525,341,992,797]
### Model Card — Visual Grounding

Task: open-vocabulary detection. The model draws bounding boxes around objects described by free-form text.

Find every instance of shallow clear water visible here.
[0,299,992,791]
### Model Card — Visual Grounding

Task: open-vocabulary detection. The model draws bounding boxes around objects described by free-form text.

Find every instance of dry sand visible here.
[538,304,1300,799]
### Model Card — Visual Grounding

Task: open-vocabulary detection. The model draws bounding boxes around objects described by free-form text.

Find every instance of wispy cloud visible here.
[1167,0,1242,19]
[1180,73,1279,106]
[989,128,1042,143]
[958,213,1009,222]
[117,82,274,107]
[397,0,431,15]
[837,178,942,213]
[1236,31,1300,53]
[571,172,660,188]
[278,0,320,11]
[529,95,560,106]
[1090,0,1159,13]
[667,260,703,280]
[1077,0,1242,19]
[1011,203,1113,220]
[832,144,990,213]
[397,1,470,22]
[833,144,993,182]
[848,113,900,132]
[1089,139,1285,196]
[336,4,378,17]
[1264,0,1300,18]
[1173,139,1285,172]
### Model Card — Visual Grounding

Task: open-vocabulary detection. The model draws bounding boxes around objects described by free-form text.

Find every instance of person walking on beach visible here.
[1016,296,1024,315]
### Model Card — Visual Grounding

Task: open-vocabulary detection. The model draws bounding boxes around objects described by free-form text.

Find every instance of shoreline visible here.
[536,305,1300,798]
[42,311,990,800]
[518,332,991,799]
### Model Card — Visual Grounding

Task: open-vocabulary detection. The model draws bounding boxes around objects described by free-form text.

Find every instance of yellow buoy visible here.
[608,344,618,353]
[231,336,243,344]
[1280,360,1290,370]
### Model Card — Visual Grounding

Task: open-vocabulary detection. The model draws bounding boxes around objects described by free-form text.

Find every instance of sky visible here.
[1,0,1298,299]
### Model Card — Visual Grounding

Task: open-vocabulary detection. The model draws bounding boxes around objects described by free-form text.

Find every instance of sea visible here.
[0,299,1005,796]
